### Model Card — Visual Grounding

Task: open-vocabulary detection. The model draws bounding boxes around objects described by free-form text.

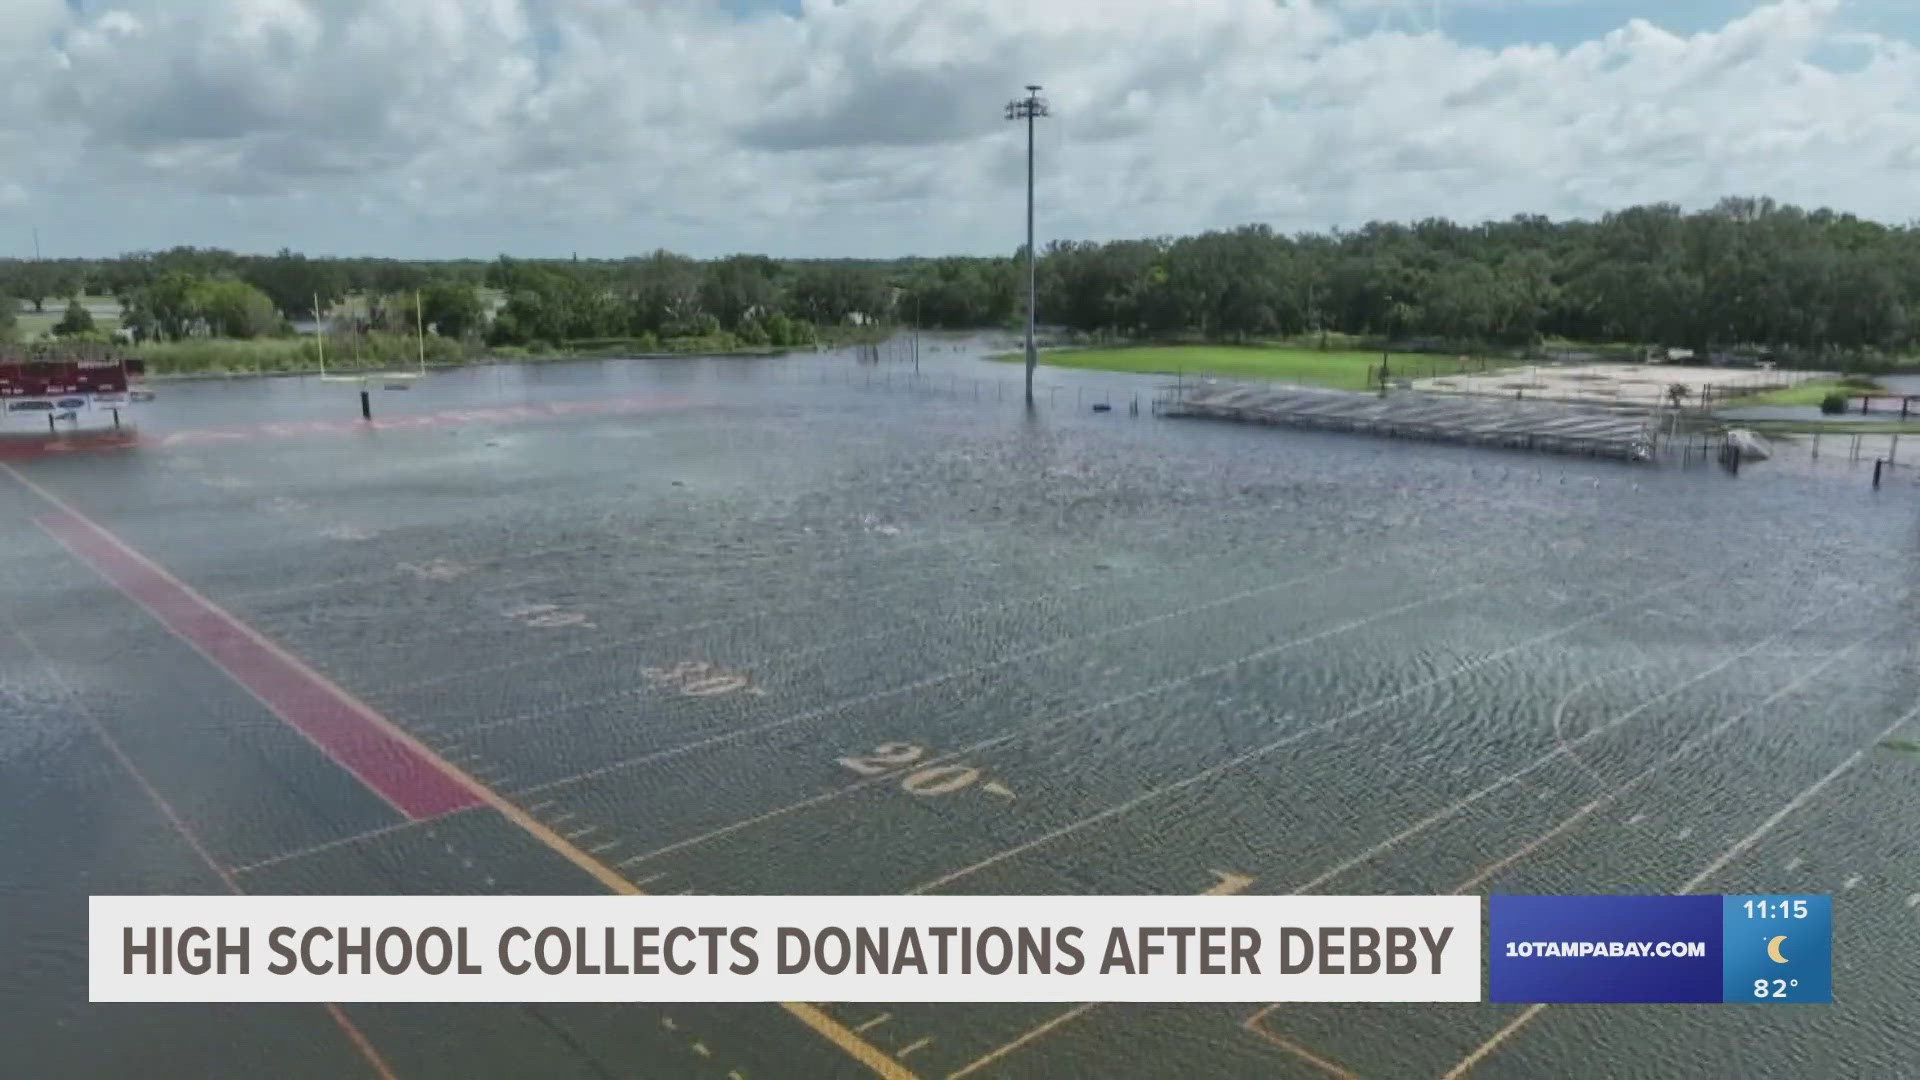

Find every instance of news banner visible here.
[90,894,1830,1004]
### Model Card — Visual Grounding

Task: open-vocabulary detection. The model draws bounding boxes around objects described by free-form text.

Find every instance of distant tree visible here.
[371,261,430,294]
[95,257,155,299]
[619,250,705,335]
[490,290,556,346]
[32,196,1920,360]
[364,292,410,333]
[8,261,54,312]
[149,246,242,279]
[487,307,527,348]
[700,255,780,331]
[755,311,815,348]
[788,263,885,326]
[47,264,83,304]
[418,280,485,339]
[52,298,95,337]
[0,293,16,341]
[193,278,280,339]
[904,256,1017,329]
[485,255,556,294]
[674,311,722,339]
[122,272,203,341]
[242,249,344,319]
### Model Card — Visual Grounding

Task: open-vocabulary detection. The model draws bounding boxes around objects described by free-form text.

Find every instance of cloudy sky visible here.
[3,0,1918,259]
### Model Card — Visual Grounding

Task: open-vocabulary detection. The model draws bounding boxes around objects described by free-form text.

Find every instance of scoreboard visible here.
[0,353,141,430]
[0,357,132,397]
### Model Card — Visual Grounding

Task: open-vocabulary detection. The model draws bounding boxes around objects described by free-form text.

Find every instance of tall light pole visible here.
[1005,84,1048,406]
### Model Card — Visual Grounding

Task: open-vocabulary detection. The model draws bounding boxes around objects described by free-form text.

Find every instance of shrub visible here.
[665,312,722,338]
[193,279,280,339]
[662,331,739,354]
[52,298,95,336]
[488,310,525,347]
[1820,391,1850,415]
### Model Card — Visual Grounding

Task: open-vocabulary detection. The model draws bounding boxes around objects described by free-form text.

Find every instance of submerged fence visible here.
[816,362,1148,415]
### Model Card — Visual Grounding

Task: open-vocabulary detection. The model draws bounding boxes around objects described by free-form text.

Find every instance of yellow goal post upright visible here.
[313,292,428,391]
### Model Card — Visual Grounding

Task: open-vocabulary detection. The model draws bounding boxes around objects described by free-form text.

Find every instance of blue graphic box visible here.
[1721,895,1832,1004]
[1489,895,1722,1003]
[1488,895,1832,1004]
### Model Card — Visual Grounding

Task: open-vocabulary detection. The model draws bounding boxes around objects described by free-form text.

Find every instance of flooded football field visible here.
[2,345,1917,1078]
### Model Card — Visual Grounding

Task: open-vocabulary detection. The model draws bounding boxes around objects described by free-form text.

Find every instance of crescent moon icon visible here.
[1766,936,1789,964]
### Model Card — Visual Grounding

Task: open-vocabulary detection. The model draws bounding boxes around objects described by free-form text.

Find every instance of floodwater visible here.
[2,338,1918,1079]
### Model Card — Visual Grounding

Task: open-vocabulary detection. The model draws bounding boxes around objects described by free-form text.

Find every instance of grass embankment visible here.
[127,324,884,377]
[16,309,123,338]
[1716,378,1880,409]
[133,333,468,376]
[1714,376,1920,430]
[993,343,1504,392]
[1734,419,1920,436]
[535,324,880,359]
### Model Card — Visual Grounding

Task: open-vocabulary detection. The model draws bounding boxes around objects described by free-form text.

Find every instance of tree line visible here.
[3,197,1918,360]
[1027,197,1920,361]
[0,248,888,350]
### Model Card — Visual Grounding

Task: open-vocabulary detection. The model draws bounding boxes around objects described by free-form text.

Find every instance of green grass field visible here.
[13,300,124,339]
[995,344,1504,391]
[1717,378,1879,409]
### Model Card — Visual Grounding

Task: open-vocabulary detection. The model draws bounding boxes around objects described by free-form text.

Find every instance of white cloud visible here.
[1,0,1917,258]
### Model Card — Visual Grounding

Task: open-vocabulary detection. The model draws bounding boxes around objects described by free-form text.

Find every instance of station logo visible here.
[1489,894,1832,1003]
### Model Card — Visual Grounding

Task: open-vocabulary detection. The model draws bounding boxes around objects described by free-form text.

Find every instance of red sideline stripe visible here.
[0,431,140,460]
[37,508,482,820]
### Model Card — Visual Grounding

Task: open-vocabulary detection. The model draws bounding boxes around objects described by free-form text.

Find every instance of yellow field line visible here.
[946,1003,1094,1080]
[1436,1004,1546,1080]
[783,1003,917,1079]
[1241,1005,1361,1079]
[948,871,1258,1077]
[1,461,915,1080]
